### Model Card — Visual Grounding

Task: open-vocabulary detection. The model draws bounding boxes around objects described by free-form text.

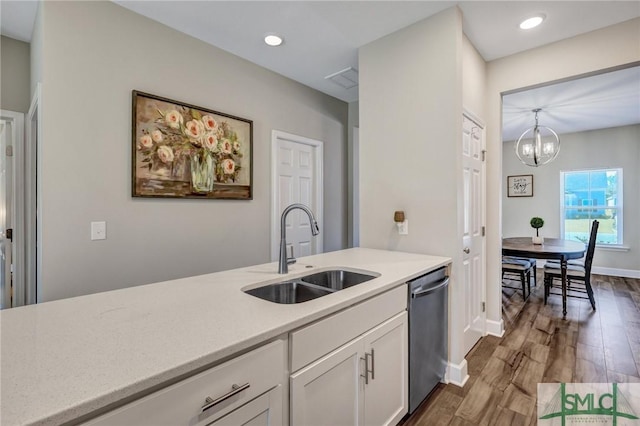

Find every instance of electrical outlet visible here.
[399,220,409,235]
[91,221,106,240]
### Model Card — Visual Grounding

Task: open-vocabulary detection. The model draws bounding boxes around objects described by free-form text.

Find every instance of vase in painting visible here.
[190,150,214,193]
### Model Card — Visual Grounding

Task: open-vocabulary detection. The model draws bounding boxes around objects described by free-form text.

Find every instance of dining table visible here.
[502,237,586,317]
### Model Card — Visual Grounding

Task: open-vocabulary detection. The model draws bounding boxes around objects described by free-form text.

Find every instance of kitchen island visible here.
[0,248,450,425]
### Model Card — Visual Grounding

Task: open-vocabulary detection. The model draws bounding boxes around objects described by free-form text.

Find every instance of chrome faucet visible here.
[278,203,320,274]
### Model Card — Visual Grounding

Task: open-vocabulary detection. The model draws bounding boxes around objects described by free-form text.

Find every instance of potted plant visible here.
[530,217,544,244]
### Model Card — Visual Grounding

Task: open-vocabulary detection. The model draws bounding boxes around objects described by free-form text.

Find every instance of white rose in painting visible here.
[222,158,235,175]
[184,119,204,140]
[233,140,241,153]
[202,115,218,132]
[221,138,233,154]
[204,132,218,151]
[139,134,153,149]
[151,129,163,143]
[165,110,183,129]
[157,145,174,163]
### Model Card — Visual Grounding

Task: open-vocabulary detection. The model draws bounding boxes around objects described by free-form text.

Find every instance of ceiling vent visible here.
[325,67,359,89]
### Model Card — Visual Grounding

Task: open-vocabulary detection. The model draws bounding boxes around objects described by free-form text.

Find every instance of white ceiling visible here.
[1,1,639,134]
[502,65,640,141]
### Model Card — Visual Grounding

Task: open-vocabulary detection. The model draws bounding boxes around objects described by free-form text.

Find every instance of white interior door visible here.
[0,110,24,309]
[461,113,486,354]
[271,131,323,261]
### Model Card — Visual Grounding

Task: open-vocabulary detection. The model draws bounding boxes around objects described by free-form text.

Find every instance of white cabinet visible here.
[84,339,286,426]
[363,313,408,426]
[290,287,408,426]
[207,386,282,426]
[290,337,364,426]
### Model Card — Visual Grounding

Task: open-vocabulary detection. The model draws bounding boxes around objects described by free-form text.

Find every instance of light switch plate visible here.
[91,221,106,240]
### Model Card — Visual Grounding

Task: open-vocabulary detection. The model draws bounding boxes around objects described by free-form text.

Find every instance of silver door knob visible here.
[463,247,470,254]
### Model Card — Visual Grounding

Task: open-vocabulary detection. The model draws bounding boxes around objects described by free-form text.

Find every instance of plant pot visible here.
[532,236,544,245]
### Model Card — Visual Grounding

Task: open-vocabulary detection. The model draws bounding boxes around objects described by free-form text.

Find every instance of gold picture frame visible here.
[132,91,253,199]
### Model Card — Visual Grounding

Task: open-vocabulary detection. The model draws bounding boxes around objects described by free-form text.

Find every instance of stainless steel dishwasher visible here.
[408,266,449,414]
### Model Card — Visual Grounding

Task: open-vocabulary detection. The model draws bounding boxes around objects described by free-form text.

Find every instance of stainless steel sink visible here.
[299,269,377,291]
[244,269,378,304]
[244,280,334,304]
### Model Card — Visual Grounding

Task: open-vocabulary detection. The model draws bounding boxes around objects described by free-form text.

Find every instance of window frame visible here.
[560,168,623,246]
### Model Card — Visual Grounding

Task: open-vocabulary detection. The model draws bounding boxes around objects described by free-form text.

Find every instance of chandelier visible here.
[514,108,560,167]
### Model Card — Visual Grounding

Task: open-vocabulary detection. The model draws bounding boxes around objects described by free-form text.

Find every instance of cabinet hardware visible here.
[361,355,369,385]
[201,382,250,413]
[370,349,375,380]
[361,351,374,384]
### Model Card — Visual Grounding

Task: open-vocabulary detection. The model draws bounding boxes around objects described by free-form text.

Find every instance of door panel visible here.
[272,131,323,261]
[462,114,486,354]
[0,119,12,309]
[290,338,363,426]
[363,312,408,426]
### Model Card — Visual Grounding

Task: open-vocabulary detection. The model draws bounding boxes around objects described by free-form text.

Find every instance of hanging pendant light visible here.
[515,108,560,167]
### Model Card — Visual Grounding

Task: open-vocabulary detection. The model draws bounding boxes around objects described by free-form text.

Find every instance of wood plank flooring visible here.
[403,273,640,426]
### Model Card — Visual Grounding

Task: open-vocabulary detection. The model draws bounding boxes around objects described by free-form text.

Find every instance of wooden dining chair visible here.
[543,220,599,310]
[502,257,534,299]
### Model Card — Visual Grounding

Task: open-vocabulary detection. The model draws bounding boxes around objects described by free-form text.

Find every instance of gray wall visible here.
[1,36,30,113]
[359,6,468,369]
[503,124,640,272]
[36,1,348,301]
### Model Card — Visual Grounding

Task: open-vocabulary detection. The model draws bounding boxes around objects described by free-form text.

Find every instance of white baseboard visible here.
[446,359,469,388]
[485,318,504,337]
[539,261,639,279]
[591,266,640,279]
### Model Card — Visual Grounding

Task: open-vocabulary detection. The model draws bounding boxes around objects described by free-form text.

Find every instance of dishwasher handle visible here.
[411,277,449,299]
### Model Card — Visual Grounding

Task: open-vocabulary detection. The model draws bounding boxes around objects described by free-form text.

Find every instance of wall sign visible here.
[507,174,533,197]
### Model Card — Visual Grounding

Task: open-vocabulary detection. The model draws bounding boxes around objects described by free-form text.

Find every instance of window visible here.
[560,168,622,245]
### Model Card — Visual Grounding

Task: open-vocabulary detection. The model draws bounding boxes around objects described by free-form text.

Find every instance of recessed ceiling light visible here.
[519,14,545,30]
[264,34,283,47]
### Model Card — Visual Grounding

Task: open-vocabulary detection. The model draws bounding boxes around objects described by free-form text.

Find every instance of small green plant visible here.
[530,217,544,237]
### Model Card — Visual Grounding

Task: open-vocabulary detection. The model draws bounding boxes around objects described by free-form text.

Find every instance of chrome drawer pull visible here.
[370,348,375,380]
[361,351,374,384]
[201,383,250,413]
[360,354,369,385]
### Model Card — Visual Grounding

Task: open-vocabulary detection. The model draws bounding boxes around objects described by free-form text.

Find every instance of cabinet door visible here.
[290,338,364,426]
[362,312,408,426]
[207,386,283,426]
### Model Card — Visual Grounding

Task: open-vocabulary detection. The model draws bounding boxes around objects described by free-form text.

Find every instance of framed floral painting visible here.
[132,91,253,199]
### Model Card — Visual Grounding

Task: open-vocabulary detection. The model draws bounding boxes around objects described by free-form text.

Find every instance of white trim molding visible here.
[485,318,505,338]
[591,266,640,279]
[539,260,639,279]
[446,359,469,388]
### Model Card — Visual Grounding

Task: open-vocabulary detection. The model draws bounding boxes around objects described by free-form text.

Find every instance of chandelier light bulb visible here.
[514,108,560,167]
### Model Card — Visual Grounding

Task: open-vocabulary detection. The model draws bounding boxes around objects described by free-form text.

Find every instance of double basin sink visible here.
[245,269,377,304]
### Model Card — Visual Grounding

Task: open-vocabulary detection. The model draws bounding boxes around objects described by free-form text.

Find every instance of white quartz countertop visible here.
[0,248,450,425]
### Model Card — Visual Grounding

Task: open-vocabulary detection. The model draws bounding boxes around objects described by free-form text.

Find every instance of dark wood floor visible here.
[404,273,640,426]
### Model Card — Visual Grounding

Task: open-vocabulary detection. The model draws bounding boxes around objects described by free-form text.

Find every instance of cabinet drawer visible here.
[85,339,285,426]
[290,285,407,372]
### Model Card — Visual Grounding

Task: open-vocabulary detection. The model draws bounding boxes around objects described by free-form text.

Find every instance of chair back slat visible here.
[583,220,599,273]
